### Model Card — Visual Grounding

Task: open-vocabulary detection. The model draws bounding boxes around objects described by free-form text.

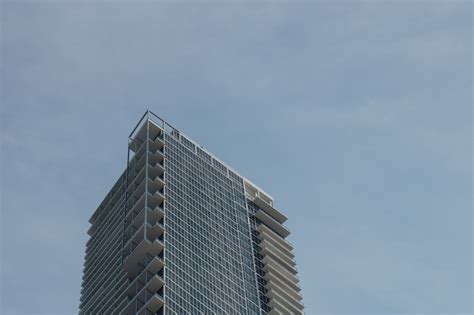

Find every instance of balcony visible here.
[260,232,303,315]
[263,256,299,284]
[267,298,292,315]
[263,267,300,292]
[260,241,297,274]
[259,235,295,262]
[251,196,287,224]
[123,238,164,275]
[129,120,163,153]
[129,178,147,201]
[147,189,165,209]
[123,212,164,250]
[148,204,164,225]
[255,210,290,238]
[128,159,146,186]
[123,222,145,251]
[119,274,164,315]
[105,254,163,315]
[265,273,303,301]
[150,136,164,151]
[137,293,164,315]
[256,224,293,251]
[267,287,304,313]
[148,141,165,164]
[148,175,164,193]
[268,294,302,315]
[149,162,165,180]
[125,271,164,298]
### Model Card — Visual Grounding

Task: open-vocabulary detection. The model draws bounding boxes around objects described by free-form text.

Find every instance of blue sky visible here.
[0,1,472,314]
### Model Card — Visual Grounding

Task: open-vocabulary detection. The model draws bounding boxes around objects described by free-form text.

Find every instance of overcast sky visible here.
[1,1,472,314]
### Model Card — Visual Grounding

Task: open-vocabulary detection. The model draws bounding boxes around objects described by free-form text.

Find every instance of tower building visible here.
[79,111,303,314]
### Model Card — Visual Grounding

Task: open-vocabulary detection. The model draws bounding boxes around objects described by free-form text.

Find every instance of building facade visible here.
[79,111,303,315]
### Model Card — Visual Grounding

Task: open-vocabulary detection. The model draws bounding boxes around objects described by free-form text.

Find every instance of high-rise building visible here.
[79,111,303,315]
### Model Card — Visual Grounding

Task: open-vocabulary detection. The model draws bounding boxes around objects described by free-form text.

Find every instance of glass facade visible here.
[164,133,260,314]
[80,111,303,315]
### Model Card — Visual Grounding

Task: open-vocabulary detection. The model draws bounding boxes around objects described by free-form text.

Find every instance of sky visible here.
[0,1,472,314]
